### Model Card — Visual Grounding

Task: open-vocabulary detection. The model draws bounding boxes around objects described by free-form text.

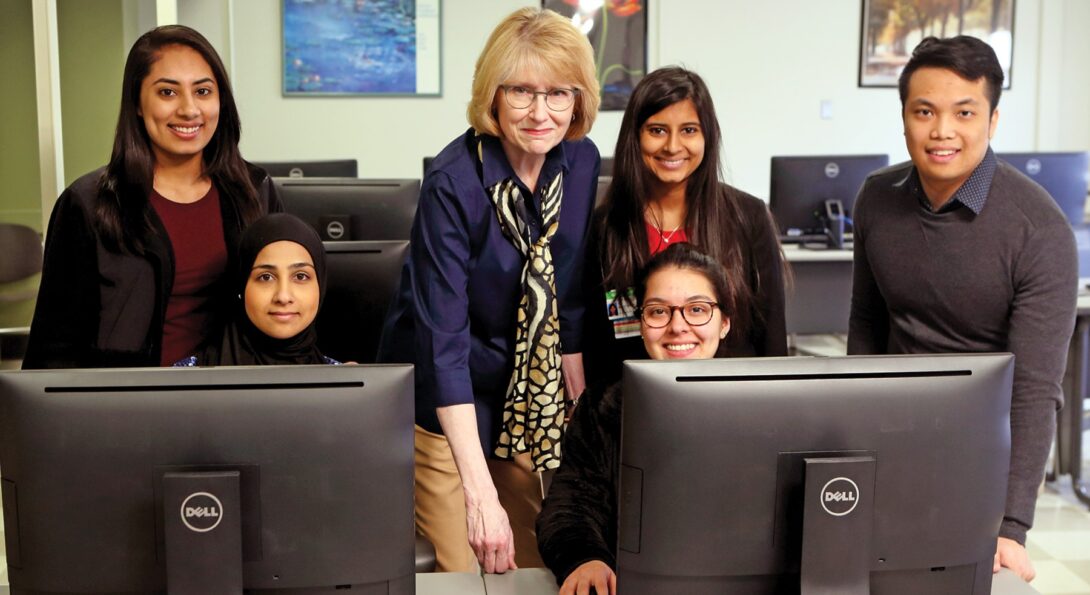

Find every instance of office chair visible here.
[0,222,44,364]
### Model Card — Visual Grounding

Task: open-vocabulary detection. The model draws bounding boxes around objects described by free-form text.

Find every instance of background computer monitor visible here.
[769,154,889,239]
[618,353,1013,594]
[319,240,409,364]
[254,159,358,178]
[0,365,415,594]
[998,152,1090,225]
[276,177,419,241]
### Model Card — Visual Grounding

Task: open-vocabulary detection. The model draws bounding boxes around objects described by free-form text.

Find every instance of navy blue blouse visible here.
[378,129,600,451]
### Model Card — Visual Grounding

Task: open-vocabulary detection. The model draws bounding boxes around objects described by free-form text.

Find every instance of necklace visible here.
[658,223,682,244]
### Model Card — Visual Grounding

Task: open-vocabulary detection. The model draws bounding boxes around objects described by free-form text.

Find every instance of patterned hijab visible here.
[479,135,567,471]
[197,213,328,366]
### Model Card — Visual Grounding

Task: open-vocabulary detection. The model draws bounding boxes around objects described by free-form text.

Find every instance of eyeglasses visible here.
[639,301,719,329]
[500,85,579,111]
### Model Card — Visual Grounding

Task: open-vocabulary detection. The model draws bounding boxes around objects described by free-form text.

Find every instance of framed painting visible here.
[859,0,1014,88]
[542,0,647,110]
[282,0,441,96]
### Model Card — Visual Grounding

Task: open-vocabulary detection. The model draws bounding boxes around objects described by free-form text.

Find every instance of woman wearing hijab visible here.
[176,213,336,366]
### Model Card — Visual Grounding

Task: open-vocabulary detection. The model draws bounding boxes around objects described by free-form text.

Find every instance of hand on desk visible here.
[994,536,1035,582]
[466,494,518,574]
[560,560,616,595]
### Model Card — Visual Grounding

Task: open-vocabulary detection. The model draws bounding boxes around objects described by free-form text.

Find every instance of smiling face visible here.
[494,68,575,162]
[244,241,320,340]
[902,66,999,207]
[640,266,729,361]
[138,44,220,168]
[639,98,705,193]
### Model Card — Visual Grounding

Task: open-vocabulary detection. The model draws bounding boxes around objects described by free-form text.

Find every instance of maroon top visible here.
[150,185,228,366]
[645,221,689,255]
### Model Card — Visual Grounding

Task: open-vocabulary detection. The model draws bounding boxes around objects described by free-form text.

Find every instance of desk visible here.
[480,567,1040,594]
[1056,294,1090,506]
[782,245,853,335]
[0,568,1039,594]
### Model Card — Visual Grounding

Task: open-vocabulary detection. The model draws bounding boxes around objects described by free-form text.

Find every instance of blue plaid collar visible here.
[900,148,997,215]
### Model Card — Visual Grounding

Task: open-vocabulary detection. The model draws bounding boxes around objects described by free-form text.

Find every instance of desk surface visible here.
[0,568,1040,594]
[782,244,853,262]
[478,567,1039,595]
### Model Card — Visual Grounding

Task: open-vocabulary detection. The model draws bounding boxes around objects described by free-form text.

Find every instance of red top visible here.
[150,185,228,365]
[645,221,689,255]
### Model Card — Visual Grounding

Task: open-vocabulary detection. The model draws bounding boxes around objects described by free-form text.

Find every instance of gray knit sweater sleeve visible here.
[1001,218,1077,543]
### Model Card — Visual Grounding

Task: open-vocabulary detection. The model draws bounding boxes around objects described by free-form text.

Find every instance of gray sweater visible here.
[848,157,1077,545]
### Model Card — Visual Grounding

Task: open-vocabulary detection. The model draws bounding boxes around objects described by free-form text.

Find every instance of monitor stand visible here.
[163,471,244,595]
[800,456,876,595]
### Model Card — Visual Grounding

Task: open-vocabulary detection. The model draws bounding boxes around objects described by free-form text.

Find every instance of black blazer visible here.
[23,164,281,369]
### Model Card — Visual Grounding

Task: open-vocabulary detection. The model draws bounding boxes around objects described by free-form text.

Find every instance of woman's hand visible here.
[465,491,518,573]
[561,353,586,404]
[436,404,518,573]
[560,560,616,595]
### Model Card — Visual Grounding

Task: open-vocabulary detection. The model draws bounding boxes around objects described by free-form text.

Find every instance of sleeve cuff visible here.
[1000,518,1029,546]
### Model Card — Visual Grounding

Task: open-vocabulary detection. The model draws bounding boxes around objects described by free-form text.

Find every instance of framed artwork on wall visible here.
[859,0,1014,88]
[282,0,441,96]
[542,0,647,111]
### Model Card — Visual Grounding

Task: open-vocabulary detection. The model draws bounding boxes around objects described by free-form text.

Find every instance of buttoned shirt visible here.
[378,129,600,450]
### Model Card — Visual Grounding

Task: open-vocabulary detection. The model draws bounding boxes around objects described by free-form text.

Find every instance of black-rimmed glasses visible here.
[500,85,578,111]
[639,301,719,328]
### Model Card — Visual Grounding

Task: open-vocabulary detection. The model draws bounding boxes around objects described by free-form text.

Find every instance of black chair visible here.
[0,222,44,364]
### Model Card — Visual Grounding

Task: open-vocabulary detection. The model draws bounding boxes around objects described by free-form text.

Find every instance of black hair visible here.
[898,36,1004,112]
[635,243,735,320]
[598,66,753,337]
[96,25,261,253]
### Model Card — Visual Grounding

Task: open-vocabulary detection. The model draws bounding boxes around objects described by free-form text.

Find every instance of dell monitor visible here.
[618,353,1013,594]
[998,152,1090,225]
[319,240,409,364]
[769,154,889,241]
[276,177,419,241]
[254,159,358,178]
[0,364,415,594]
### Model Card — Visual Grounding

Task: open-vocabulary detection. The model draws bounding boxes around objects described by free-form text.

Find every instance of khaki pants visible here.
[414,425,545,572]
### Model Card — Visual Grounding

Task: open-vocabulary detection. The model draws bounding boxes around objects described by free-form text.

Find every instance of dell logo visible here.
[824,162,840,179]
[180,492,224,533]
[325,220,346,240]
[1026,158,1042,176]
[820,477,860,517]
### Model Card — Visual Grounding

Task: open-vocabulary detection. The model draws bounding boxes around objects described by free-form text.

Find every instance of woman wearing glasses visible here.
[583,67,787,390]
[537,243,733,595]
[377,7,600,573]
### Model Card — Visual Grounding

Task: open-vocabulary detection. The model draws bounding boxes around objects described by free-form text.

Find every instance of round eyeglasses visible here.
[500,85,578,111]
[639,301,719,329]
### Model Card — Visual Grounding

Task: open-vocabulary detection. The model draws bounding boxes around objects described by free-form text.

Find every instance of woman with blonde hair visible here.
[378,7,601,573]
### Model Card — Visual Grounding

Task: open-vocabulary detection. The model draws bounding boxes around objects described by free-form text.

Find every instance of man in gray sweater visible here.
[849,35,1077,582]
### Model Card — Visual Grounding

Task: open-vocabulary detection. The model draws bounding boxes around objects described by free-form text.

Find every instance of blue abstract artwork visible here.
[283,0,441,96]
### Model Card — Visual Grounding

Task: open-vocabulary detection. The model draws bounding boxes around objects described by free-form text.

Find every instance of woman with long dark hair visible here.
[24,25,280,369]
[584,66,786,388]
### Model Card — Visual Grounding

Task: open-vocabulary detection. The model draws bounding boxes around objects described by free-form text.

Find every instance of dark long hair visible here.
[96,25,260,253]
[598,66,754,336]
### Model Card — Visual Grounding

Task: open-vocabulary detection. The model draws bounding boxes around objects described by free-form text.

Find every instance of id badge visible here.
[605,287,640,340]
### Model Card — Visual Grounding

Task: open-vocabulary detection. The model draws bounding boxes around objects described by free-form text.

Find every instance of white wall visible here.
[210,0,1090,199]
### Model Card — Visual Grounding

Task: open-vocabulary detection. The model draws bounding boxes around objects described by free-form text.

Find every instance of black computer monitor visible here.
[253,159,358,178]
[0,365,415,594]
[998,152,1090,225]
[276,177,419,241]
[769,154,889,239]
[596,176,611,206]
[319,240,409,364]
[618,353,1013,594]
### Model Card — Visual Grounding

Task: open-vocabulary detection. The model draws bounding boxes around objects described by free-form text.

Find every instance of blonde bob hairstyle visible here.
[467,7,600,140]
